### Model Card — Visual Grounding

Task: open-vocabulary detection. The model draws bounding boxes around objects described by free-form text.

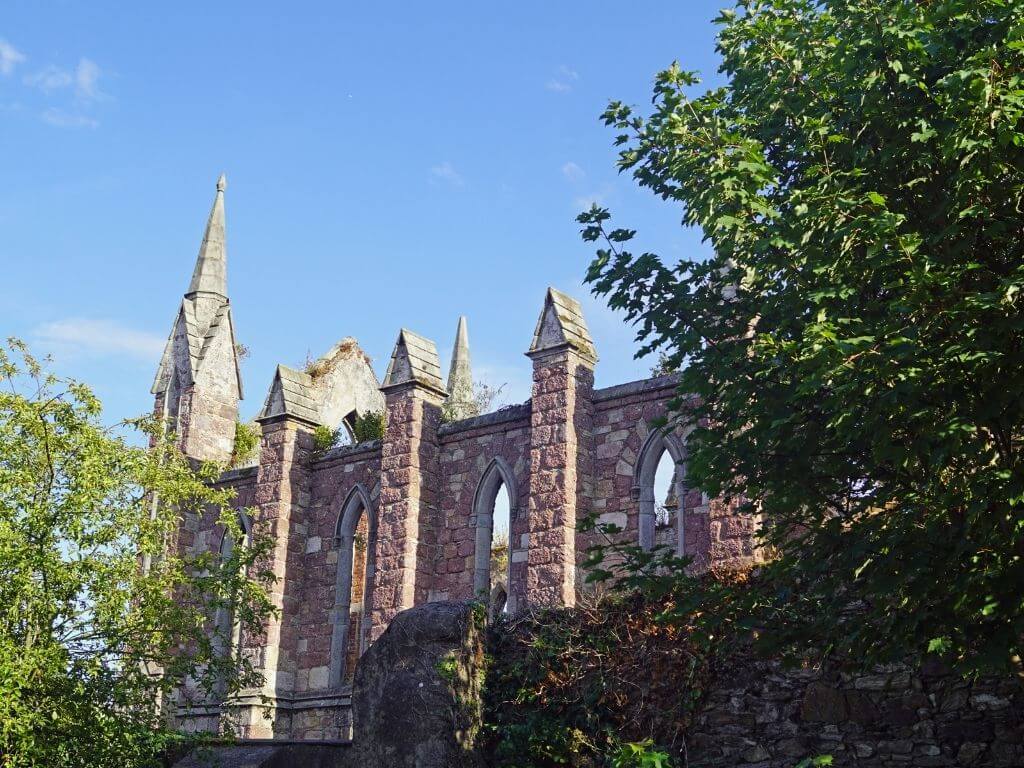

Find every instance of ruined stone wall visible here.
[435,406,531,607]
[691,655,1024,768]
[171,368,764,740]
[297,441,381,694]
[172,467,257,734]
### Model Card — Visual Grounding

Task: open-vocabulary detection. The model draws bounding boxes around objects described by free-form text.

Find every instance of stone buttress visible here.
[371,329,447,639]
[524,288,596,608]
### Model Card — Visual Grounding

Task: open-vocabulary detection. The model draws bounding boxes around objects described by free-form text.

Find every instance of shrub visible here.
[352,410,385,443]
[481,593,709,767]
[231,421,260,467]
[312,425,341,455]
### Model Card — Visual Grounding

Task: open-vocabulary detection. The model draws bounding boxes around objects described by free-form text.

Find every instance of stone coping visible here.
[593,372,682,403]
[314,439,383,466]
[438,402,531,436]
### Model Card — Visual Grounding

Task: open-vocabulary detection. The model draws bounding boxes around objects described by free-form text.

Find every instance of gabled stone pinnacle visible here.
[446,316,474,419]
[186,174,228,298]
[382,329,446,395]
[527,287,597,362]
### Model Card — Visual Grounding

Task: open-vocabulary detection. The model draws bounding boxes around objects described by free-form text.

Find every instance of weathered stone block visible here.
[349,601,484,768]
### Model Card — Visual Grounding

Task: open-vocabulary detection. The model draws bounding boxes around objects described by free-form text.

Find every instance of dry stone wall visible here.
[690,655,1024,768]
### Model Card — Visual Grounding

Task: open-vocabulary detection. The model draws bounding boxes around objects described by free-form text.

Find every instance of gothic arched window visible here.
[213,513,251,696]
[633,430,686,554]
[330,485,377,686]
[472,458,517,615]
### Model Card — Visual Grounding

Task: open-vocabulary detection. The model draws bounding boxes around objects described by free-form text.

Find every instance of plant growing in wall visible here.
[352,410,385,443]
[312,424,341,455]
[580,0,1024,673]
[610,740,674,768]
[230,420,260,467]
[441,380,506,422]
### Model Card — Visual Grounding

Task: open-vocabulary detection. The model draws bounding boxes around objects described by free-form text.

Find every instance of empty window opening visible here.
[490,482,511,614]
[473,459,517,615]
[635,431,686,554]
[344,511,369,683]
[213,515,250,697]
[331,487,376,688]
[652,451,678,549]
[340,410,358,446]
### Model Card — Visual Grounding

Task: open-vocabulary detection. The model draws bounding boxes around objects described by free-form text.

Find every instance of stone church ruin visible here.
[155,176,760,740]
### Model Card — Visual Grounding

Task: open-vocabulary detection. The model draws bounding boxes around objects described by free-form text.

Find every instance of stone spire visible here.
[186,173,227,299]
[150,173,242,464]
[445,316,475,419]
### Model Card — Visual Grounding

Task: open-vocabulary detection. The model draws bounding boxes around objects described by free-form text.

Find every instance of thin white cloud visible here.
[22,55,105,128]
[546,65,579,93]
[430,161,464,187]
[41,107,98,129]
[0,39,25,75]
[24,65,73,92]
[561,161,585,182]
[75,58,100,100]
[34,319,164,362]
[25,57,103,102]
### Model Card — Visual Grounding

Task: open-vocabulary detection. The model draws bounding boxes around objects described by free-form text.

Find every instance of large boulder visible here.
[349,600,486,768]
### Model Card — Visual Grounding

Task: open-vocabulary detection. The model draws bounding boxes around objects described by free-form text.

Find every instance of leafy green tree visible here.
[581,0,1024,672]
[0,339,275,767]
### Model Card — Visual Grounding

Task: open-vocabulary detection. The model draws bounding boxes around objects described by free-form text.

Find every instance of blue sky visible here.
[1,2,725,424]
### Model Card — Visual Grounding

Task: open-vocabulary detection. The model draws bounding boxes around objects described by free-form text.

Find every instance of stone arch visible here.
[472,457,519,603]
[330,483,378,687]
[633,429,686,553]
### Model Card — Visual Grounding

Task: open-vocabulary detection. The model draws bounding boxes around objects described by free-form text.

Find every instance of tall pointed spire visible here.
[186,173,228,298]
[150,173,242,463]
[446,316,475,419]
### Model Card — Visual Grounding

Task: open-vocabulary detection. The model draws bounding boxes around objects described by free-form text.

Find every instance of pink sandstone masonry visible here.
[155,178,762,739]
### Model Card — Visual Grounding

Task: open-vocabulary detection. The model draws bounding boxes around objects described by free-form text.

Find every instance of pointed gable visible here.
[151,302,198,394]
[382,329,445,393]
[258,365,320,424]
[197,302,244,399]
[528,287,596,361]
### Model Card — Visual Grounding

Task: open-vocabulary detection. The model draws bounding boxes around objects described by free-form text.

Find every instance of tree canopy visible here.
[0,339,274,767]
[581,0,1024,672]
